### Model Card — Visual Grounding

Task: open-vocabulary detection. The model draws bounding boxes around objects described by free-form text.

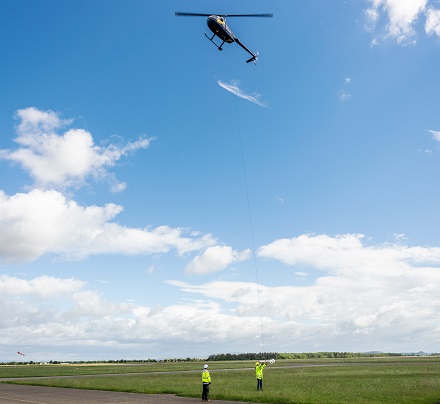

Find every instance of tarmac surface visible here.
[0,383,253,404]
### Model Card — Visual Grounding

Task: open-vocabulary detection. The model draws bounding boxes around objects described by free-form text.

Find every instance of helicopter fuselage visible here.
[207,15,235,43]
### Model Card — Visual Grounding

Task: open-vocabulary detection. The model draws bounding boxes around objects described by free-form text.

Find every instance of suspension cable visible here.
[226,56,265,351]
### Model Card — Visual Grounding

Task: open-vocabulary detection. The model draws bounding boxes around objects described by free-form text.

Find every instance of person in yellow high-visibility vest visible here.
[202,364,211,401]
[255,361,267,390]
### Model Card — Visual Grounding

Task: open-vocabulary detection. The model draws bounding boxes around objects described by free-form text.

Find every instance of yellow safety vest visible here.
[202,370,211,384]
[255,364,266,379]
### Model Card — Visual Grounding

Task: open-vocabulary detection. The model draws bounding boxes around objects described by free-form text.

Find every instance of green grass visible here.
[2,358,440,403]
[0,360,254,378]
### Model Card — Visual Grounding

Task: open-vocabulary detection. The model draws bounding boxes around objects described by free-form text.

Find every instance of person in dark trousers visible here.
[255,361,267,390]
[202,364,211,401]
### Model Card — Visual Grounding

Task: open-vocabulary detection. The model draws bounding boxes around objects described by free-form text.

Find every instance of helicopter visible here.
[175,12,273,64]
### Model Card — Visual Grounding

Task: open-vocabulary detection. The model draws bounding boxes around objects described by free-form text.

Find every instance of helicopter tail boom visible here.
[235,38,258,65]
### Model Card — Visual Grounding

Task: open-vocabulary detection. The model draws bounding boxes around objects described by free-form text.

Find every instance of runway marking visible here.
[0,397,46,404]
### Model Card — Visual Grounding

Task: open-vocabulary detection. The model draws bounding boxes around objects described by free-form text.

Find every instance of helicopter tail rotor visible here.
[246,51,259,65]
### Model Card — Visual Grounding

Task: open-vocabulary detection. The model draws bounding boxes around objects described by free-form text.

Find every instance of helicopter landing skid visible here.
[204,32,224,51]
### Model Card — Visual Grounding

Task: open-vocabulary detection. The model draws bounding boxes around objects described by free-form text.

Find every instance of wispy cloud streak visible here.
[428,129,440,142]
[338,76,352,102]
[217,80,266,107]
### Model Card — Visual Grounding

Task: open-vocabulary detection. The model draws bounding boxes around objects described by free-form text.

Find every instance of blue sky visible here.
[1,0,440,362]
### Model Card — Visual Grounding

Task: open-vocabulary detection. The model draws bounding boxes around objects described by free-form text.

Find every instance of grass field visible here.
[1,357,440,403]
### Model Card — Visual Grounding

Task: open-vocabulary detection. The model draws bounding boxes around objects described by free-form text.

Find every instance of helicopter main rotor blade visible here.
[223,14,273,18]
[175,12,273,18]
[175,12,213,17]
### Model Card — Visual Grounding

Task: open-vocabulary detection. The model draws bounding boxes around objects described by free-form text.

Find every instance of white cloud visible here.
[0,274,265,360]
[338,91,352,102]
[257,233,440,271]
[370,37,380,46]
[0,275,85,299]
[364,6,380,32]
[364,0,429,44]
[428,129,440,141]
[0,275,138,350]
[171,233,440,350]
[426,7,440,36]
[338,77,352,102]
[217,80,266,107]
[0,107,152,191]
[0,189,216,263]
[393,233,408,242]
[258,233,366,270]
[3,233,440,360]
[185,245,251,274]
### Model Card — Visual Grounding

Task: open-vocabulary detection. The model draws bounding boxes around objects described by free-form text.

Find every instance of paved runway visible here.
[0,384,251,404]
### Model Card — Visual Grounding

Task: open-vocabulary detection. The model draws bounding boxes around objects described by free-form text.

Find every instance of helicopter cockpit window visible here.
[217,17,225,25]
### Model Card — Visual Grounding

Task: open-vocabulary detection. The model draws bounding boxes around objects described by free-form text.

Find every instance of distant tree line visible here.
[0,357,204,365]
[206,351,439,361]
[277,352,404,359]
